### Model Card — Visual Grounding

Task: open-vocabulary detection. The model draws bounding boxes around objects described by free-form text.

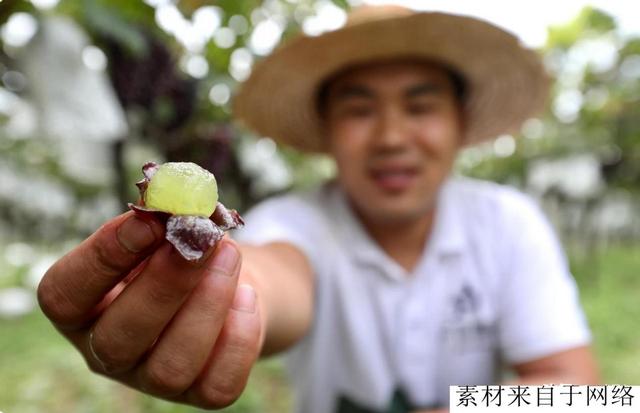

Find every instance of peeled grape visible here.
[132,161,243,261]
[143,162,218,216]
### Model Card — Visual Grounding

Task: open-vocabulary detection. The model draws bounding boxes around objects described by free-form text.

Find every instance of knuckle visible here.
[144,270,198,308]
[228,320,261,353]
[90,234,128,278]
[36,276,58,317]
[198,278,234,314]
[37,275,81,326]
[228,333,258,355]
[145,283,181,308]
[90,329,135,373]
[85,355,107,375]
[199,384,242,409]
[206,264,233,279]
[143,358,193,397]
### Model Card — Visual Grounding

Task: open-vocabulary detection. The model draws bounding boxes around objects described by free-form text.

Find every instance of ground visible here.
[0,245,638,412]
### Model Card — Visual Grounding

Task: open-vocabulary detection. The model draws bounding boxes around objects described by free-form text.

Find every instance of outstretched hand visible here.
[38,212,263,408]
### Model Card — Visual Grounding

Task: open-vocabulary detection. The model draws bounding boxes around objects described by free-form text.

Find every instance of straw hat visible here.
[234,5,550,153]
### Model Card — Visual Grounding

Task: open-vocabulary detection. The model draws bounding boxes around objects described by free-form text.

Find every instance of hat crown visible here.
[346,4,415,27]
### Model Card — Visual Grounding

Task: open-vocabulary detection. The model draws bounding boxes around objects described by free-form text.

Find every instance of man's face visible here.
[323,60,464,224]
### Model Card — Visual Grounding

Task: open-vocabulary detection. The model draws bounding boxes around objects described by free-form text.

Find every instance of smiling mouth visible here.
[369,166,419,192]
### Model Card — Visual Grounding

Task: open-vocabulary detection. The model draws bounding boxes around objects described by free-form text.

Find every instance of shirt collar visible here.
[427,177,467,257]
[331,177,467,281]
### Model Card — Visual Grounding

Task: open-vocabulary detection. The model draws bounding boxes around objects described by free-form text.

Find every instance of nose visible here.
[373,106,408,151]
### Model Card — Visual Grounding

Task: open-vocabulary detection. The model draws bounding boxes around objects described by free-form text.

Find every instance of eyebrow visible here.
[334,82,445,100]
[332,84,374,101]
[329,81,446,106]
[405,82,444,98]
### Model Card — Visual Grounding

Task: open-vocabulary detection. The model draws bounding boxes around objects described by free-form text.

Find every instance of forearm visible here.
[239,242,315,356]
[508,370,600,386]
[510,346,600,385]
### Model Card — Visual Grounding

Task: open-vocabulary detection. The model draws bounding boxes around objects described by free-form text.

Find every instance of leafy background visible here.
[0,0,639,412]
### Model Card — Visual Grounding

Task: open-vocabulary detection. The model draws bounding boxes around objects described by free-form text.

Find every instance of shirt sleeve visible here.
[496,191,591,364]
[231,194,325,273]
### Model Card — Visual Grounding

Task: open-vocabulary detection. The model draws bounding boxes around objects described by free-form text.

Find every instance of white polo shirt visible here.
[233,177,591,413]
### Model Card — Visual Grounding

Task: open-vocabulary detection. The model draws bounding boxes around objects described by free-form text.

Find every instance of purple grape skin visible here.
[210,202,245,231]
[166,215,224,261]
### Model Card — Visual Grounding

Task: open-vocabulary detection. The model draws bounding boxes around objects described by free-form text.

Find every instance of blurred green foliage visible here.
[462,7,640,191]
[546,6,616,49]
[0,1,638,232]
[0,2,639,411]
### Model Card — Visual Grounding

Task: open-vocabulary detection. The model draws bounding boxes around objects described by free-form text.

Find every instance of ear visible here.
[455,104,469,148]
[318,115,332,152]
[320,109,344,156]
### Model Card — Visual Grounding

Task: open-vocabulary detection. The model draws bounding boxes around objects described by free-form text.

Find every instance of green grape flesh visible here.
[144,162,218,216]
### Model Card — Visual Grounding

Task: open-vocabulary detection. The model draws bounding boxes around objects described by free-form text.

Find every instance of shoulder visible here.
[441,176,559,272]
[444,176,543,226]
[446,176,536,209]
[446,177,567,277]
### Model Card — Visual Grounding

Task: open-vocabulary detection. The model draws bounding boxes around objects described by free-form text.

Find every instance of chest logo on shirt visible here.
[443,284,496,351]
[452,285,479,320]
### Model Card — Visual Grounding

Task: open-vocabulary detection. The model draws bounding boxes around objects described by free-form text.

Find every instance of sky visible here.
[359,0,638,47]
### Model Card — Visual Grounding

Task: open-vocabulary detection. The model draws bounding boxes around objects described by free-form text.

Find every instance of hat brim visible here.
[234,12,550,153]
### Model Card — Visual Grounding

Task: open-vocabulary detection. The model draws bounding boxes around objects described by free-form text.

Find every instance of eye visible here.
[348,106,373,117]
[338,103,374,118]
[406,102,437,116]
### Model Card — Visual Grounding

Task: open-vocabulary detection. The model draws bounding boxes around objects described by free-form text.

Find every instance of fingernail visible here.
[117,216,156,253]
[232,284,256,313]
[208,242,239,276]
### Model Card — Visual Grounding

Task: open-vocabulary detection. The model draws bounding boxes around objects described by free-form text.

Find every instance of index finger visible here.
[38,212,165,330]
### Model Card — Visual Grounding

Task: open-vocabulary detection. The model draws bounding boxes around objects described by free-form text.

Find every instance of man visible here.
[37,5,599,413]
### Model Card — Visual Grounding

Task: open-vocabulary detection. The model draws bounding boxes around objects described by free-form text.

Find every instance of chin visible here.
[360,197,433,226]
[344,179,436,224]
